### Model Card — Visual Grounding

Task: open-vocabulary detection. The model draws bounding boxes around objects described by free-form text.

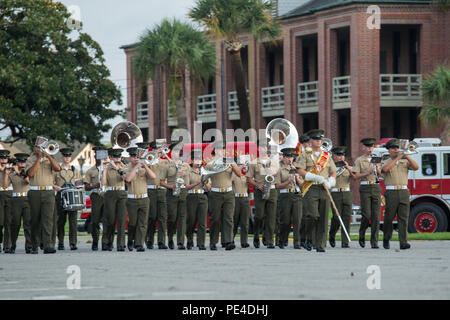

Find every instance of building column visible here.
[294,36,304,133]
[248,36,260,131]
[349,12,380,161]
[126,52,136,123]
[147,79,155,141]
[283,28,296,124]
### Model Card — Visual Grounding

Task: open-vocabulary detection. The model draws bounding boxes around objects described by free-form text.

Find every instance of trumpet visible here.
[399,139,418,155]
[138,148,159,166]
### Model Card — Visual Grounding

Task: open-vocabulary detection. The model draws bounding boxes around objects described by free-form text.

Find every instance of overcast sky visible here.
[58,0,199,143]
[0,0,197,143]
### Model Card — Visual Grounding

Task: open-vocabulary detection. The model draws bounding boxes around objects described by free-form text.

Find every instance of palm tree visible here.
[190,0,281,130]
[133,18,216,130]
[419,65,450,143]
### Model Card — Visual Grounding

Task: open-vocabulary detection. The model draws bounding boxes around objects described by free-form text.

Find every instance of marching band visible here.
[0,119,419,254]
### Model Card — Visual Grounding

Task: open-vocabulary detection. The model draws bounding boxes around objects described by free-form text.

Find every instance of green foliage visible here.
[419,64,450,126]
[0,0,122,147]
[189,0,281,44]
[133,18,216,119]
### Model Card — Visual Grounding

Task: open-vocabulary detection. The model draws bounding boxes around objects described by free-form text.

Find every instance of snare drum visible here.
[61,188,85,211]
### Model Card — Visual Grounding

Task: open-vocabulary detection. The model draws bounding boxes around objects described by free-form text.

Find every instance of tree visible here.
[419,65,450,144]
[0,0,122,147]
[133,18,216,130]
[190,0,281,130]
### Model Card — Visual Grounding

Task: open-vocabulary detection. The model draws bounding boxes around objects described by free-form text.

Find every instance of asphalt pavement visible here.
[0,236,449,300]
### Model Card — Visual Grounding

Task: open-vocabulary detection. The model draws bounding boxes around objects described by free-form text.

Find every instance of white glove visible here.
[305,172,325,183]
[328,176,336,188]
[323,177,336,189]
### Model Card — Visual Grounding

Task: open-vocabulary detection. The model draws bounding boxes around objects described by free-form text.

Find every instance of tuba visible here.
[266,118,299,154]
[111,121,143,151]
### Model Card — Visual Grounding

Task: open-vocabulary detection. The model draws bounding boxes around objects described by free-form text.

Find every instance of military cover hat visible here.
[360,138,376,147]
[60,148,74,156]
[126,147,138,157]
[331,146,347,155]
[93,145,107,151]
[299,134,310,143]
[385,139,400,149]
[110,148,124,158]
[307,129,325,140]
[0,150,11,158]
[14,153,30,162]
[281,147,297,157]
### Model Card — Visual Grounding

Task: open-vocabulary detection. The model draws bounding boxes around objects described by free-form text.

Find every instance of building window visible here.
[444,153,450,176]
[422,154,436,176]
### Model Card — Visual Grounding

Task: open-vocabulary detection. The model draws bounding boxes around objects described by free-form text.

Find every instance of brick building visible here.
[122,0,450,161]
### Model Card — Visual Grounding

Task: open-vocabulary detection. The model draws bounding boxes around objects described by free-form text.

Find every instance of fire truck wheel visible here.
[408,203,448,233]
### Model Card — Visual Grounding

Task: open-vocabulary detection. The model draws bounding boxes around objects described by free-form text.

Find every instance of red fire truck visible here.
[371,138,450,233]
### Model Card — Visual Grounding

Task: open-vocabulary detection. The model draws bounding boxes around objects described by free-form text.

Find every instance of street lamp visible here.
[78,156,85,177]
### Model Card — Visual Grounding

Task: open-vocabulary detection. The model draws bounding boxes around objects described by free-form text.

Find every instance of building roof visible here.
[120,42,139,50]
[281,0,432,20]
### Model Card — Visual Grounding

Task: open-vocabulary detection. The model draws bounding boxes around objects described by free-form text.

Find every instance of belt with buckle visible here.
[127,193,148,199]
[210,186,233,193]
[107,186,125,191]
[331,187,350,192]
[360,181,378,185]
[235,193,248,197]
[12,192,28,197]
[147,185,166,190]
[279,188,296,193]
[385,185,408,190]
[188,189,204,194]
[29,186,53,191]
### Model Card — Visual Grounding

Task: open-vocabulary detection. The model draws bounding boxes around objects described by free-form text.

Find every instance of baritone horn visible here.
[111,121,143,150]
[321,138,333,152]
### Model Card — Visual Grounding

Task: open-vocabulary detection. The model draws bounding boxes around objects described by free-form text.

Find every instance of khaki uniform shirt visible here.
[381,158,413,186]
[54,165,81,187]
[275,162,297,190]
[7,172,29,193]
[335,166,352,189]
[232,171,248,194]
[184,167,208,192]
[297,151,336,179]
[159,162,190,185]
[85,166,100,187]
[246,159,280,185]
[0,169,13,191]
[147,159,169,186]
[353,156,377,183]
[205,160,235,189]
[25,155,57,186]
[125,165,150,194]
[104,164,125,187]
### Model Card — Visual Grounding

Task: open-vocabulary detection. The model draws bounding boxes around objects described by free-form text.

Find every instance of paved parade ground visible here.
[0,236,449,300]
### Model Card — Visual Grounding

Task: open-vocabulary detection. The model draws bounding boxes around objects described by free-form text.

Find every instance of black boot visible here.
[383,240,390,249]
[168,240,174,250]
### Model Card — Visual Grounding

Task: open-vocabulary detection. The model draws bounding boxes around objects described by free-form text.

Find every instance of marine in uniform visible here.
[3,153,31,253]
[276,148,303,249]
[246,142,280,249]
[144,141,169,250]
[0,150,12,253]
[381,139,419,250]
[26,143,61,254]
[353,138,383,249]
[53,148,81,250]
[232,155,251,248]
[298,134,312,249]
[159,146,190,250]
[185,150,210,250]
[206,141,242,251]
[328,146,355,248]
[84,146,107,251]
[298,129,336,252]
[101,148,127,251]
[124,147,156,252]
